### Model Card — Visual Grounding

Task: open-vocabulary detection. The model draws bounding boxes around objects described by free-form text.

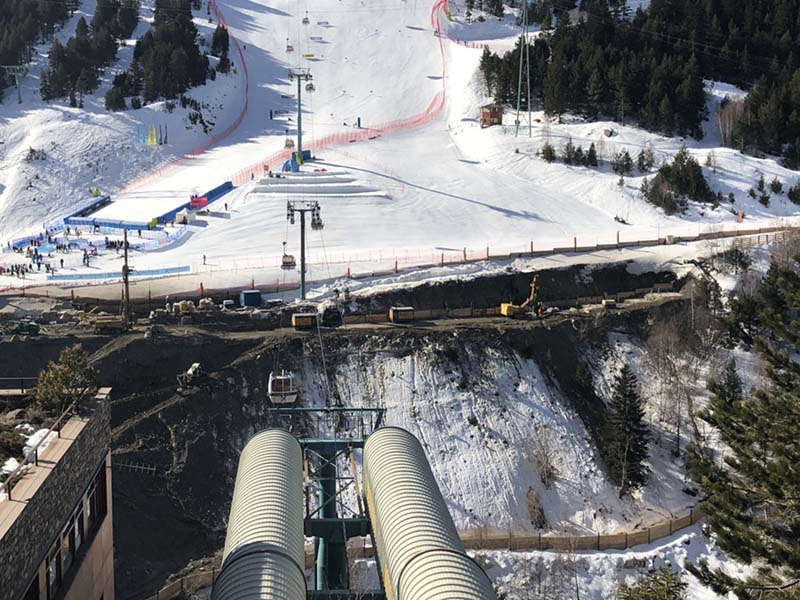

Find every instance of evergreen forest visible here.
[479,0,800,166]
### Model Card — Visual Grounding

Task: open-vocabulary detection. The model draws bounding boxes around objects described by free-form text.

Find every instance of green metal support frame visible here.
[268,406,385,597]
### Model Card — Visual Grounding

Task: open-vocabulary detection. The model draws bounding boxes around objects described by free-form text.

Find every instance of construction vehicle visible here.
[317,299,344,328]
[501,274,541,318]
[177,363,206,395]
[91,315,126,333]
[3,320,41,336]
[389,306,415,323]
[292,312,317,330]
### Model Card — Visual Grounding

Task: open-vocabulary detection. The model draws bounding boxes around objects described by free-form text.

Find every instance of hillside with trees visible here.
[687,243,800,598]
[0,0,80,101]
[106,0,210,110]
[40,0,140,105]
[479,0,800,166]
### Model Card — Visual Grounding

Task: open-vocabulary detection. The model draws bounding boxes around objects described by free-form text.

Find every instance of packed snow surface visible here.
[1,0,798,292]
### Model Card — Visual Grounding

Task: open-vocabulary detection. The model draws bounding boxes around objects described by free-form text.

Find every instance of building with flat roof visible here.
[0,389,114,600]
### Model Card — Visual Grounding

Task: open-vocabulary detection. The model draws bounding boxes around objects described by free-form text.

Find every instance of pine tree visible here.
[541,142,556,163]
[619,568,688,600]
[562,137,577,165]
[586,69,604,117]
[688,251,800,597]
[211,24,229,57]
[605,365,649,497]
[39,71,52,102]
[105,86,126,111]
[702,359,743,435]
[612,149,634,176]
[479,47,494,95]
[789,181,800,205]
[586,142,598,167]
[659,95,675,136]
[637,146,655,172]
[34,345,99,415]
[543,53,567,117]
[621,568,687,599]
[486,0,503,18]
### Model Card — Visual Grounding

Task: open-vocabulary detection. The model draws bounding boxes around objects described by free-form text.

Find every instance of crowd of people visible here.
[1,226,105,279]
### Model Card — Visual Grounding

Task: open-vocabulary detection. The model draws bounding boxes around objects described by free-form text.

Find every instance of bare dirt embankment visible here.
[0,261,690,598]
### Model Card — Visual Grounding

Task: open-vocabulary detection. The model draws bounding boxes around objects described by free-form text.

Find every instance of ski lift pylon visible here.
[268,370,298,404]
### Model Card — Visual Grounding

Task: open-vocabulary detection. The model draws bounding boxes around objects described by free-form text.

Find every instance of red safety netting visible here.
[120,0,450,190]
[228,0,450,185]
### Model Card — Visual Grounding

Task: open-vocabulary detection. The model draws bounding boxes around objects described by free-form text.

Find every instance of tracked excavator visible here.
[176,362,207,395]
[500,273,544,318]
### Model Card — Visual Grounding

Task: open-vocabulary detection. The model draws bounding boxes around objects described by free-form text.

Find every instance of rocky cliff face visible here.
[102,300,688,597]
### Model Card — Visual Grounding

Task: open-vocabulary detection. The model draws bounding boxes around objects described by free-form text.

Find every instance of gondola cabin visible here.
[292,312,317,330]
[281,254,297,270]
[389,306,415,323]
[268,370,298,404]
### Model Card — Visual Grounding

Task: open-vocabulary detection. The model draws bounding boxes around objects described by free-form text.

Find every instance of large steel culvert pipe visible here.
[363,427,497,600]
[211,429,306,600]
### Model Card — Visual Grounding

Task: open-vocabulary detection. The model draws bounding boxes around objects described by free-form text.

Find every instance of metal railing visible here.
[0,377,38,394]
[0,400,78,501]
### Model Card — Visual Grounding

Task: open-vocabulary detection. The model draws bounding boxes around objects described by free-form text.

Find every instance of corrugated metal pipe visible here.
[211,429,306,600]
[363,426,497,600]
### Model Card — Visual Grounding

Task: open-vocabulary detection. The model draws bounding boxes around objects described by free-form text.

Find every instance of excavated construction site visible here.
[0,261,699,597]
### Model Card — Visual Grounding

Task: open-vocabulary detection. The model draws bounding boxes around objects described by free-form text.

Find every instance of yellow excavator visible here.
[501,274,542,318]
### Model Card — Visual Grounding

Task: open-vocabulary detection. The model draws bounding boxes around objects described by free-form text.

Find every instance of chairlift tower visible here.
[1,65,27,104]
[287,200,323,300]
[288,68,313,157]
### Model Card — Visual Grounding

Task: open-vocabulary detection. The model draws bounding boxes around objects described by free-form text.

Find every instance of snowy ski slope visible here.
[0,0,799,291]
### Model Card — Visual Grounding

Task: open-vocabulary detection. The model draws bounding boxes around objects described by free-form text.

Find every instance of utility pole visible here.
[287,201,323,300]
[1,65,27,104]
[122,230,132,329]
[288,68,313,157]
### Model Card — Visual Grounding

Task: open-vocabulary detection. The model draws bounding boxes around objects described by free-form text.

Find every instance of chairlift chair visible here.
[284,130,295,149]
[286,38,294,52]
[268,370,298,404]
[305,82,316,92]
[302,12,310,24]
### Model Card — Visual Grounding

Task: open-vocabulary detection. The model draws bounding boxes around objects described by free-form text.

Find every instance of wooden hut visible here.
[480,104,503,128]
